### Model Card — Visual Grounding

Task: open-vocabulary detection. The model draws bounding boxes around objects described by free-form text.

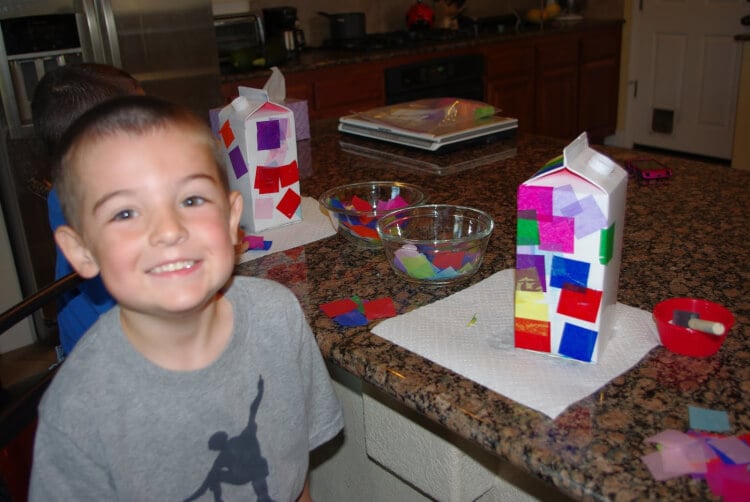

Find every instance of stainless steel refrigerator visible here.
[0,0,222,340]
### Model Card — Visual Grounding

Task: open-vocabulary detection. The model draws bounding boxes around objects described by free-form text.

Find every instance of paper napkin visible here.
[238,196,336,263]
[371,269,661,419]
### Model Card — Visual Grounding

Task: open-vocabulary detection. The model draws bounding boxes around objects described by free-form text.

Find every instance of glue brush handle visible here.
[687,318,726,336]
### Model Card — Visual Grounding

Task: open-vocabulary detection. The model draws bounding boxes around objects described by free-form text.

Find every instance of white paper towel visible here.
[237,196,336,263]
[372,269,661,419]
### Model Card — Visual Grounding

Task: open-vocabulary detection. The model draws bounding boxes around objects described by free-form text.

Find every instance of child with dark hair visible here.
[31,63,143,356]
[30,95,343,501]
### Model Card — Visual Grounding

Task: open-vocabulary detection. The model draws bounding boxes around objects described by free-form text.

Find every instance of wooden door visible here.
[628,0,750,159]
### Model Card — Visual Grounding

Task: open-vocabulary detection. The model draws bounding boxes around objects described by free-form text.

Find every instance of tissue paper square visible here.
[284,98,310,141]
[514,132,628,363]
[218,86,302,233]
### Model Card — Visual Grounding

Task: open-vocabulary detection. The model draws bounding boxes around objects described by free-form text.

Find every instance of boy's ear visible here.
[54,226,101,279]
[228,190,243,245]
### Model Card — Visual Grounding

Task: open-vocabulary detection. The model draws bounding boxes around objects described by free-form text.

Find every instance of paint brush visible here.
[672,310,726,336]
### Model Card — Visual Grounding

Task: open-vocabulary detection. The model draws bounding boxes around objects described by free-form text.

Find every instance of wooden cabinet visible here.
[483,24,622,143]
[309,64,384,119]
[484,40,535,133]
[534,34,580,140]
[578,27,622,143]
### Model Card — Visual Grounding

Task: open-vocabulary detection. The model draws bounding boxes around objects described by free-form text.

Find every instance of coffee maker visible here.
[262,7,305,63]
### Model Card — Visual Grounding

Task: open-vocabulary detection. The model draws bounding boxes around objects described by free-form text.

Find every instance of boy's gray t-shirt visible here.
[30,276,344,501]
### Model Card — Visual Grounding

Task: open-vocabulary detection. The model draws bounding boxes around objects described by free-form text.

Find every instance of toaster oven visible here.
[213,13,265,73]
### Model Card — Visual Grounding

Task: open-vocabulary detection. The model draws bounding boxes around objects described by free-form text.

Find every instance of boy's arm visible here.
[296,476,312,502]
[29,417,116,501]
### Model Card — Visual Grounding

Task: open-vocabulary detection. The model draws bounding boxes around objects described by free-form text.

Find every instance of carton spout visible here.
[231,96,251,114]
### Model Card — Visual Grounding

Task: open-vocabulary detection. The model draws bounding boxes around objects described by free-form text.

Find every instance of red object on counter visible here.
[653,298,734,357]
[406,0,434,30]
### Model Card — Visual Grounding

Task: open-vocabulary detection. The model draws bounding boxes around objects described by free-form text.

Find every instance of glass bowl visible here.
[318,181,427,248]
[377,204,494,285]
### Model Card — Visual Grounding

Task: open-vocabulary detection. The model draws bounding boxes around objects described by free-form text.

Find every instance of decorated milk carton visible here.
[217,86,301,233]
[514,133,627,363]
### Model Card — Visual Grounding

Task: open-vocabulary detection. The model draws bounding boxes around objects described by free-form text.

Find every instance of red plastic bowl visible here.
[653,298,734,357]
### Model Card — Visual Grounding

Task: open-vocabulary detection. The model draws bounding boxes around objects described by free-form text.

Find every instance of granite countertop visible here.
[221,18,624,82]
[235,119,749,501]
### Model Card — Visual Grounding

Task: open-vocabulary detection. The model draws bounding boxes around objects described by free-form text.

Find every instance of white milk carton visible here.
[514,132,628,363]
[217,86,301,233]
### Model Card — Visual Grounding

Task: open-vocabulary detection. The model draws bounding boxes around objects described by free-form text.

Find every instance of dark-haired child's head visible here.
[32,63,143,155]
[53,95,242,316]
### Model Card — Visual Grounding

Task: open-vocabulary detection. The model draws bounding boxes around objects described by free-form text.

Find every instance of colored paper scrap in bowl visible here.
[392,244,480,281]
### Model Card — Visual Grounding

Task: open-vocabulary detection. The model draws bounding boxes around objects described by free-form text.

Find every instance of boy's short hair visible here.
[31,64,141,154]
[53,95,228,231]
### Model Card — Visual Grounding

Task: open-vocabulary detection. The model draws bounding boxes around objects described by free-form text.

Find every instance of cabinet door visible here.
[484,42,535,132]
[578,28,621,143]
[486,77,535,133]
[535,36,579,140]
[313,65,384,119]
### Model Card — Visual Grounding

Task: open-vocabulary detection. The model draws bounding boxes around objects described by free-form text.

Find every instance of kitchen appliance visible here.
[318,12,366,44]
[385,53,484,104]
[263,7,304,62]
[0,13,85,132]
[214,13,265,74]
[0,0,222,340]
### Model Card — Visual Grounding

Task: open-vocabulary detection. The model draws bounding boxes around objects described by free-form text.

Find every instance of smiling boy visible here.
[29,96,343,501]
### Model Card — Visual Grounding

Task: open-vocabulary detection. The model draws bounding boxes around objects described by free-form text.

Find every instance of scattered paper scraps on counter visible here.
[242,234,273,251]
[689,405,732,433]
[320,296,397,327]
[237,196,337,264]
[641,428,750,499]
